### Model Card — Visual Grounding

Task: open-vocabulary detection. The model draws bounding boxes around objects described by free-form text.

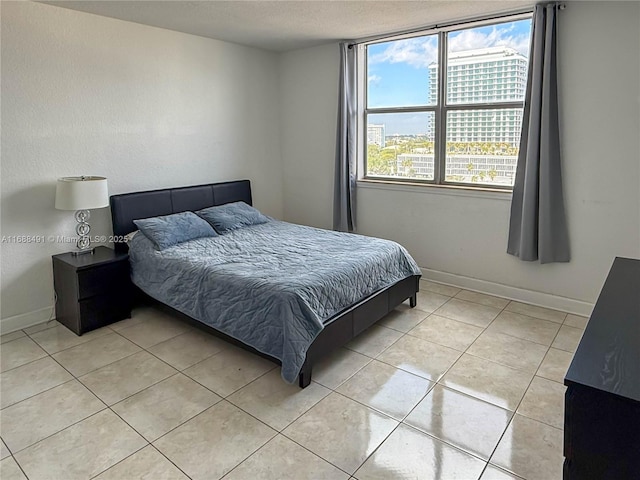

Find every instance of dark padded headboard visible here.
[110,180,252,252]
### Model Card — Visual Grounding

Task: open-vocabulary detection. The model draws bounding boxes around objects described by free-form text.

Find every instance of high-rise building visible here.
[367,124,386,147]
[427,46,528,144]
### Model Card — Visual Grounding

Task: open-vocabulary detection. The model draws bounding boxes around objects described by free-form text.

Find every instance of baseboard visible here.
[1,306,54,334]
[421,267,594,318]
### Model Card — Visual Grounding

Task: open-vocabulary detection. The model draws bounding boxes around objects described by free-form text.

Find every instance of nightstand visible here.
[52,246,133,335]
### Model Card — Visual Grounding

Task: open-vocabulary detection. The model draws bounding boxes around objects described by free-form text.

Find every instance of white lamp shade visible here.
[55,176,109,210]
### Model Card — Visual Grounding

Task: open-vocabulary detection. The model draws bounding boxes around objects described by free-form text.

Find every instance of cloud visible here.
[369,21,530,68]
[368,74,382,85]
[449,24,531,56]
[369,36,438,69]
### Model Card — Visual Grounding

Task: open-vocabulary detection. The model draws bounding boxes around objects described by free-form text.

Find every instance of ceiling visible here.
[43,0,534,52]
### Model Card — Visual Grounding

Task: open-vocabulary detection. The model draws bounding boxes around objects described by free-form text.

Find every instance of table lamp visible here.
[55,176,109,255]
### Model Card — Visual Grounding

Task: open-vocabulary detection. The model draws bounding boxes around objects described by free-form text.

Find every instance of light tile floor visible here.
[0,281,585,480]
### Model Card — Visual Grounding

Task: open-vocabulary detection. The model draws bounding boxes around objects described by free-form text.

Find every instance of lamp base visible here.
[71,248,95,256]
[74,209,93,253]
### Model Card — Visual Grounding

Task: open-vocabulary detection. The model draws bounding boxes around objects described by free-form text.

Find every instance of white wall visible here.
[1,2,283,329]
[279,44,339,229]
[279,2,640,314]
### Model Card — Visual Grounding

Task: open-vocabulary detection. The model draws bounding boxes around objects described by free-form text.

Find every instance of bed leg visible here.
[298,363,312,389]
[410,294,417,308]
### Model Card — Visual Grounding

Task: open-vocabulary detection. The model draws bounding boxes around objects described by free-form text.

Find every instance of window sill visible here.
[357,179,513,201]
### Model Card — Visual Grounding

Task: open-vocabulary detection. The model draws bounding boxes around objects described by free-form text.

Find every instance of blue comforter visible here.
[128,220,421,383]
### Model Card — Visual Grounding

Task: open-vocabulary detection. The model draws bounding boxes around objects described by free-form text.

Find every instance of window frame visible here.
[359,11,533,191]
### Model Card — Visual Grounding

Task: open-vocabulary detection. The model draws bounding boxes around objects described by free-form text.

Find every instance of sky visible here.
[367,18,532,135]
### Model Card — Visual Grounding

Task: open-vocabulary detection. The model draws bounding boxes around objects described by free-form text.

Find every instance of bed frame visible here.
[110,180,420,387]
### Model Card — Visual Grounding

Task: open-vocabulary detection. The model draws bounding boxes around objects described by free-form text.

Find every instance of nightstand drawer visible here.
[78,262,129,299]
[78,294,132,333]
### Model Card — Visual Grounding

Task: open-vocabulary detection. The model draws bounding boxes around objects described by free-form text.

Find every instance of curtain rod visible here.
[347,3,565,49]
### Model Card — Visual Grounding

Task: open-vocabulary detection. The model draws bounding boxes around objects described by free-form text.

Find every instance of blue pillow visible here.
[196,201,269,234]
[133,211,218,250]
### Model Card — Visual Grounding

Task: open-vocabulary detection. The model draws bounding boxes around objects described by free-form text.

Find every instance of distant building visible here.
[396,153,434,179]
[367,124,386,147]
[396,153,517,185]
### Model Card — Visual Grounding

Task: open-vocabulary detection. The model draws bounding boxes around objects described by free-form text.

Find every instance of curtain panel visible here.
[507,3,570,263]
[333,42,357,232]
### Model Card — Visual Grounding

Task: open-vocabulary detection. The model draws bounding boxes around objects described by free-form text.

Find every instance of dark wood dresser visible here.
[563,257,640,479]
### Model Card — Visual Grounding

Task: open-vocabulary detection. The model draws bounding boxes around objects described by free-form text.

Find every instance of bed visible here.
[110,180,421,387]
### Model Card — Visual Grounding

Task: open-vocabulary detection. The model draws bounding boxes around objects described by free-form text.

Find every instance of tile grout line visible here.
[436,296,521,477]
[22,322,118,355]
[2,331,113,419]
[225,383,331,436]
[99,407,194,480]
[12,454,30,480]
[427,298,571,379]
[322,292,510,476]
[506,319,570,430]
[0,376,77,412]
[363,292,562,476]
[147,398,283,478]
[391,293,513,474]
[335,383,503,474]
[317,351,376,390]
[482,312,568,477]
[221,431,353,479]
[149,443,195,480]
[86,443,151,480]
[287,389,401,477]
[9,408,110,458]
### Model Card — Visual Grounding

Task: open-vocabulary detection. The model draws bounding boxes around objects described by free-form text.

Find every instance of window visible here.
[362,14,532,189]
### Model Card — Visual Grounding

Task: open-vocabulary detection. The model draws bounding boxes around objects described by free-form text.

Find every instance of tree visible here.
[368,137,518,184]
[367,144,397,176]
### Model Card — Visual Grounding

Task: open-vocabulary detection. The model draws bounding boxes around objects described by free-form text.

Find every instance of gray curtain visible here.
[333,42,357,232]
[507,3,570,263]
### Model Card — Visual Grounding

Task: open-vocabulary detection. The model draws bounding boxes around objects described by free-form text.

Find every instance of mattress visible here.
[128,220,421,383]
